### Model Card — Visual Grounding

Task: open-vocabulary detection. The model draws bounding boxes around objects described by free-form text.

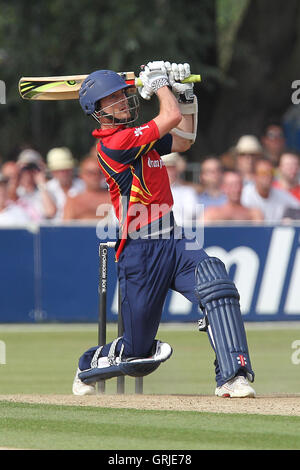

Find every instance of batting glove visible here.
[165,62,194,103]
[138,61,169,100]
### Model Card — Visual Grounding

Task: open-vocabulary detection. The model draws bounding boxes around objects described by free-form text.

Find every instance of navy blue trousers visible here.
[79,230,208,367]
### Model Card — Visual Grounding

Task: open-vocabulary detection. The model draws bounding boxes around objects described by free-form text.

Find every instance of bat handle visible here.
[135,74,201,87]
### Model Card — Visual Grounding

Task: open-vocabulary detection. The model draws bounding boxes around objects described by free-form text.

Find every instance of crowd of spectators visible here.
[0,145,113,226]
[0,121,299,227]
[163,122,300,225]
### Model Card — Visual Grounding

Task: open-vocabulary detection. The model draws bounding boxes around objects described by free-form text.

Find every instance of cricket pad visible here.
[195,257,255,383]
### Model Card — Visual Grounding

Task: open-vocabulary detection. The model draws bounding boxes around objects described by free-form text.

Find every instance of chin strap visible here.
[92,94,139,128]
[170,96,198,143]
[92,110,127,127]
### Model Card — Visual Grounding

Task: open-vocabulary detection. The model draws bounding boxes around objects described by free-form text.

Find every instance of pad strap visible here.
[79,340,172,384]
[108,337,123,365]
[91,346,103,368]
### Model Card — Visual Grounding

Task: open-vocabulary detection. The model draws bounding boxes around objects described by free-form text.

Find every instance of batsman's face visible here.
[100,90,130,121]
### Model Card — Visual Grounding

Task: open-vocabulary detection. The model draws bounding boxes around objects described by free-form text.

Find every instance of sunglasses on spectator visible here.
[266,131,284,140]
[255,169,274,176]
[82,169,100,175]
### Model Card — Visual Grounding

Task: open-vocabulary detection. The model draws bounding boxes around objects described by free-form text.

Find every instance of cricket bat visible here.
[18,72,201,101]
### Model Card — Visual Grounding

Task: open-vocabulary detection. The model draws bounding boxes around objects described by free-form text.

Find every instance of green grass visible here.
[1,323,300,450]
[1,401,300,450]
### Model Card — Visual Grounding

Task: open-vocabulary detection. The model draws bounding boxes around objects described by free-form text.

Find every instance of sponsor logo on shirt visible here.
[134,125,150,136]
[148,157,163,169]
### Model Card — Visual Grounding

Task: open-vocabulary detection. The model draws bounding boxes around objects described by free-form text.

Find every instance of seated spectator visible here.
[46,147,85,221]
[63,156,112,221]
[87,144,98,159]
[0,172,31,225]
[234,135,263,186]
[204,171,264,223]
[197,156,227,208]
[241,158,300,222]
[219,147,236,171]
[16,149,56,222]
[1,160,20,201]
[282,207,300,222]
[272,151,300,201]
[261,122,286,167]
[161,152,199,225]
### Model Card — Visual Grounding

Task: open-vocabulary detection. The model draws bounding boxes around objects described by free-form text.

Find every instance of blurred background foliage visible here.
[0,0,299,163]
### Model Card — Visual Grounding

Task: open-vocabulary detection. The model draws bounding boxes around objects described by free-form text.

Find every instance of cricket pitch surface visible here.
[1,393,300,416]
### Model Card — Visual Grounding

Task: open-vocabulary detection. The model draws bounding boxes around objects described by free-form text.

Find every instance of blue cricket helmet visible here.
[79,70,131,115]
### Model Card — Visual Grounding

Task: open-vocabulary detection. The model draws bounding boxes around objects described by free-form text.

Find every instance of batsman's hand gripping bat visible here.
[18,71,201,101]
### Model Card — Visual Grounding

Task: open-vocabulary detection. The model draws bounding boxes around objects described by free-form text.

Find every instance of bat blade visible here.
[18,72,136,101]
[18,72,201,101]
[19,75,88,100]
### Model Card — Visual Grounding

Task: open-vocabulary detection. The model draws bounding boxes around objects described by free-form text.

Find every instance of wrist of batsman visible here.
[151,77,169,93]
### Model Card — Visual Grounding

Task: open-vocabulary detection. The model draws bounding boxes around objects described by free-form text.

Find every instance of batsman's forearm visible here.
[171,114,194,152]
[170,96,198,148]
[153,87,182,136]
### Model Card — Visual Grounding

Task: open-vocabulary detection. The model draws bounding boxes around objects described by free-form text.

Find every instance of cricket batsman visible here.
[72,61,256,398]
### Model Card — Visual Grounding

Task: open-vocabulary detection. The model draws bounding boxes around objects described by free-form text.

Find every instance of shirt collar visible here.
[92,125,126,139]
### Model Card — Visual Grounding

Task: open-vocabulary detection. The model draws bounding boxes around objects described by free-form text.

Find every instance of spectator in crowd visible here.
[63,155,112,221]
[46,147,85,221]
[161,152,199,225]
[272,151,300,201]
[86,143,98,160]
[197,156,227,209]
[0,171,31,225]
[16,149,57,222]
[234,135,264,186]
[281,206,300,222]
[219,147,236,171]
[1,160,20,201]
[241,157,300,222]
[204,171,264,223]
[261,123,286,167]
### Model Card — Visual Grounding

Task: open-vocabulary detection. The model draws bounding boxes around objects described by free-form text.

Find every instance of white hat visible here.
[235,135,263,154]
[47,147,75,171]
[161,152,180,166]
[17,149,43,166]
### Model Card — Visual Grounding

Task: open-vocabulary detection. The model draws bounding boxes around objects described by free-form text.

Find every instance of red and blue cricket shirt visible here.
[92,119,174,260]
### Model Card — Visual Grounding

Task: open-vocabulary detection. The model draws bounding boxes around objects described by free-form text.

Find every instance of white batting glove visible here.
[172,81,194,102]
[170,62,190,80]
[138,61,169,100]
[137,71,153,100]
[147,60,167,73]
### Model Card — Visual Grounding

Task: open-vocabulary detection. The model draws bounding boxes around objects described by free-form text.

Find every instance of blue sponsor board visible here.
[205,225,300,321]
[0,224,299,323]
[0,228,35,322]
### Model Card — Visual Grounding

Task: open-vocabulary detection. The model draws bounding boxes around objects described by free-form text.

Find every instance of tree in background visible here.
[0,0,299,164]
[205,0,300,156]
[0,0,217,162]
